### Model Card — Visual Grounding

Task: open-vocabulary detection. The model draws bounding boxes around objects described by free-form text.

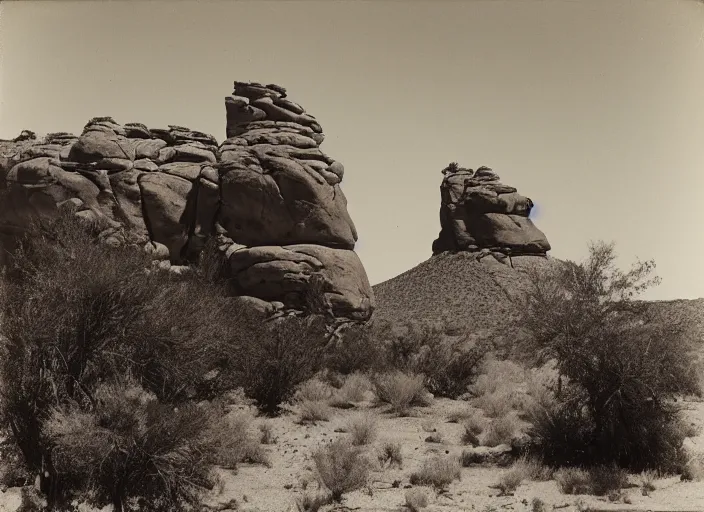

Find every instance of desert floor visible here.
[2,397,703,512]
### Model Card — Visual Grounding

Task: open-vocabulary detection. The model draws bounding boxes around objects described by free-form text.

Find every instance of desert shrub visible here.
[510,455,553,481]
[43,381,234,512]
[335,372,372,403]
[409,455,461,490]
[212,411,270,468]
[233,314,331,415]
[297,400,333,424]
[587,465,629,496]
[517,241,701,471]
[460,411,487,446]
[295,491,332,512]
[378,441,403,468]
[322,321,382,375]
[345,412,377,446]
[312,439,371,502]
[554,468,592,495]
[639,469,658,495]
[373,319,493,398]
[531,498,548,512]
[482,412,525,447]
[295,377,335,403]
[495,468,523,495]
[405,487,429,511]
[0,214,253,509]
[372,371,430,415]
[680,453,704,481]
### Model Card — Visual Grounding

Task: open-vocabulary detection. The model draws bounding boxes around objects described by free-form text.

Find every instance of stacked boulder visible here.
[432,163,550,262]
[0,81,374,322]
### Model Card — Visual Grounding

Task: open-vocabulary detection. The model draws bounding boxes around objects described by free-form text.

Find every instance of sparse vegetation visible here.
[639,469,658,495]
[495,468,523,495]
[377,441,403,468]
[372,371,430,415]
[409,455,461,490]
[405,487,429,511]
[518,241,701,472]
[297,400,333,424]
[345,412,378,446]
[312,439,371,502]
[481,412,525,448]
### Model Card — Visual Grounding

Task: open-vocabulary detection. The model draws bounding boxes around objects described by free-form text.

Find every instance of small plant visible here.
[312,439,371,502]
[296,377,335,403]
[409,455,461,490]
[495,468,523,495]
[259,422,276,445]
[588,465,629,496]
[372,371,430,415]
[335,372,372,403]
[554,468,592,495]
[639,469,658,495]
[531,497,548,512]
[295,491,332,512]
[510,455,553,481]
[298,400,333,424]
[481,412,524,447]
[405,487,429,511]
[345,412,378,446]
[378,441,403,468]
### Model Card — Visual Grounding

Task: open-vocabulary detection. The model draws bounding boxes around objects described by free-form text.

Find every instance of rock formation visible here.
[0,81,374,322]
[432,163,551,261]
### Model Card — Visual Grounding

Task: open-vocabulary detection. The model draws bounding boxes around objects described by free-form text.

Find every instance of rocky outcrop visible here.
[432,163,551,260]
[0,82,374,322]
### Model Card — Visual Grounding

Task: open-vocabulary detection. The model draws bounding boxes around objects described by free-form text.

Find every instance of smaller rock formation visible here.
[432,164,551,260]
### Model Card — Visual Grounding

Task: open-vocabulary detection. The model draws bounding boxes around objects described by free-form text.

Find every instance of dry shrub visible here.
[409,455,461,490]
[481,412,525,447]
[405,487,429,511]
[345,412,377,446]
[510,455,553,481]
[680,453,704,481]
[495,468,523,495]
[295,490,332,512]
[378,441,403,468]
[372,371,430,415]
[312,439,371,502]
[295,377,335,403]
[298,400,333,424]
[461,411,487,445]
[212,411,270,468]
[639,469,658,495]
[335,372,372,403]
[554,468,592,495]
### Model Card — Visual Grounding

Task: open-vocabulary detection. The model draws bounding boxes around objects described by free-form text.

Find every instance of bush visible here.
[295,491,332,512]
[233,315,331,415]
[377,441,403,468]
[0,214,253,509]
[495,468,523,495]
[639,469,658,495]
[335,372,372,403]
[312,439,371,502]
[482,412,525,448]
[372,371,430,415]
[405,487,429,511]
[409,455,461,490]
[295,377,336,403]
[345,413,378,446]
[297,400,333,424]
[554,466,628,496]
[518,241,701,471]
[510,455,553,481]
[554,468,592,495]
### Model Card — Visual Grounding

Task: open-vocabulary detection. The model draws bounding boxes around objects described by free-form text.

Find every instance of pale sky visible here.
[1,0,703,300]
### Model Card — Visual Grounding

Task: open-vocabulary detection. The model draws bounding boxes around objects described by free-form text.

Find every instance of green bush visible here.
[518,241,700,472]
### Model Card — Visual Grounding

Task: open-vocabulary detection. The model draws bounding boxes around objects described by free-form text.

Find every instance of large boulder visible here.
[0,82,374,322]
[432,164,551,256]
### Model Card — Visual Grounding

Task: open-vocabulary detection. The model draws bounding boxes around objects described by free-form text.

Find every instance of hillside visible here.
[373,252,704,345]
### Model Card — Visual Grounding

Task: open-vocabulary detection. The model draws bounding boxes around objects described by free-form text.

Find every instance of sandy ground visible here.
[205,398,704,512]
[2,398,704,512]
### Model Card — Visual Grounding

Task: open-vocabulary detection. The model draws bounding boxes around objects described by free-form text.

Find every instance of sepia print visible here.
[0,0,703,511]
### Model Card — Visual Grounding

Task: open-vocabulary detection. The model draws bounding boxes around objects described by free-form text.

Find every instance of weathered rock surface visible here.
[0,82,374,321]
[432,163,551,257]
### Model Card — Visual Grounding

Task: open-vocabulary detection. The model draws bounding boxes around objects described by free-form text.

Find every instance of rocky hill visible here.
[0,81,374,322]
[375,163,702,346]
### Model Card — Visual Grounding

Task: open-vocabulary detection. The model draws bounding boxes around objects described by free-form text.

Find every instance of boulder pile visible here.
[0,81,374,322]
[432,163,551,262]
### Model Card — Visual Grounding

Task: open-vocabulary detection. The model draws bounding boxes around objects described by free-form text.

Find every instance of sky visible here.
[1,0,703,301]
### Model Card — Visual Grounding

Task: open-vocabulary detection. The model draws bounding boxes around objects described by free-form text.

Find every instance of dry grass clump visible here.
[510,455,553,481]
[344,412,378,446]
[409,455,461,490]
[481,412,525,447]
[297,400,333,424]
[296,377,335,403]
[446,405,483,424]
[680,453,704,481]
[372,371,431,415]
[554,466,628,496]
[335,372,372,403]
[295,491,332,512]
[312,439,371,502]
[378,441,403,469]
[639,469,658,495]
[554,468,592,495]
[405,487,429,511]
[495,468,524,495]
